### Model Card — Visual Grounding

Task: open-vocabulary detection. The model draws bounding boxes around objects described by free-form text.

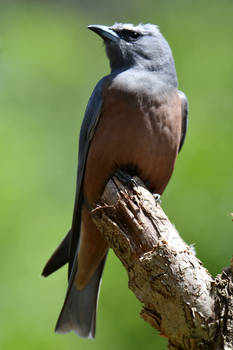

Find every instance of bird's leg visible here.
[114,169,137,189]
[144,180,162,204]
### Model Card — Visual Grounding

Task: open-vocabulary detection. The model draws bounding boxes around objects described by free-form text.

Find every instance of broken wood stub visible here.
[91,173,231,350]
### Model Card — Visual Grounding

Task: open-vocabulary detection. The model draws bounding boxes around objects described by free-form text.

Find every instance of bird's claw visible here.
[114,169,137,189]
[153,193,161,204]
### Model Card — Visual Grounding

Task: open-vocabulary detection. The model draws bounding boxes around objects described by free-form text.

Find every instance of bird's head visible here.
[88,23,177,84]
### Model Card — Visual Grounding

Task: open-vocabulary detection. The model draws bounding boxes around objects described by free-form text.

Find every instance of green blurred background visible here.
[0,1,232,349]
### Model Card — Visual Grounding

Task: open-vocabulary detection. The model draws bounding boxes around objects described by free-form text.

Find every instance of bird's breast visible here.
[83,82,182,206]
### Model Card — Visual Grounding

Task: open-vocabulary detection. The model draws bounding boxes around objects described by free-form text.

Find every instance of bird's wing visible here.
[42,77,107,278]
[68,76,107,277]
[42,230,71,277]
[178,90,188,152]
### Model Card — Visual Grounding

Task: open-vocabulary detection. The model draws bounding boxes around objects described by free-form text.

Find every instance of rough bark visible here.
[91,172,233,350]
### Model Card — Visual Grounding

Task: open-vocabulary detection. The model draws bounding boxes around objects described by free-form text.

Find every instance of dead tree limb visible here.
[91,172,233,350]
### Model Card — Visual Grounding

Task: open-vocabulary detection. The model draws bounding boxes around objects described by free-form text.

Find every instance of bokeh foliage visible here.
[0,1,232,349]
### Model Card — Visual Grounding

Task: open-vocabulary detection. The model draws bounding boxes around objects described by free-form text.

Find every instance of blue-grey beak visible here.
[88,25,119,42]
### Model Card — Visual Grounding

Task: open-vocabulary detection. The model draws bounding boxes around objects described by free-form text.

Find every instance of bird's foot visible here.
[114,169,137,189]
[189,243,196,256]
[153,193,161,204]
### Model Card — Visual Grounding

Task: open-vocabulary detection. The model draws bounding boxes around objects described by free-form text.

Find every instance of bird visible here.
[42,22,188,339]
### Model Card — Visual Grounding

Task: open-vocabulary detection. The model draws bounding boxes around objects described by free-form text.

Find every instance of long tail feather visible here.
[55,255,107,338]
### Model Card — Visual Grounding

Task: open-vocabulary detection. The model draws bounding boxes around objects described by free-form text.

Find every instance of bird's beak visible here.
[88,25,119,42]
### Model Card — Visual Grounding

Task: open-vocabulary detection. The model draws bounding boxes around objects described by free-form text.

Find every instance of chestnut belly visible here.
[83,89,182,206]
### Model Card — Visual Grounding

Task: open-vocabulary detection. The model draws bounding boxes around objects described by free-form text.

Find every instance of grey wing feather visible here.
[178,90,188,152]
[68,76,107,277]
[42,230,72,277]
[42,77,107,279]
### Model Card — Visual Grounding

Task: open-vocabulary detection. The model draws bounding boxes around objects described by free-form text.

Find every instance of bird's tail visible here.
[55,255,107,338]
[42,230,107,337]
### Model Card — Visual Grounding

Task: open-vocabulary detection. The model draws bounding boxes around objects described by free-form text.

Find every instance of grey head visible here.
[88,23,177,87]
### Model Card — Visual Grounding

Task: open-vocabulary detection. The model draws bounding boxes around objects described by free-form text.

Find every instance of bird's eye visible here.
[118,29,141,41]
[129,31,141,39]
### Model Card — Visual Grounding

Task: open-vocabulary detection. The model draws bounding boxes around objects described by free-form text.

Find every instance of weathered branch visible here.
[91,172,233,350]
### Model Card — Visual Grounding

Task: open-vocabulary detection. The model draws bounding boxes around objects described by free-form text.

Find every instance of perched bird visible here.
[42,23,188,338]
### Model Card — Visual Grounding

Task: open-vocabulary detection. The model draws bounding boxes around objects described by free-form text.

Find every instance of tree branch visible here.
[91,172,233,350]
